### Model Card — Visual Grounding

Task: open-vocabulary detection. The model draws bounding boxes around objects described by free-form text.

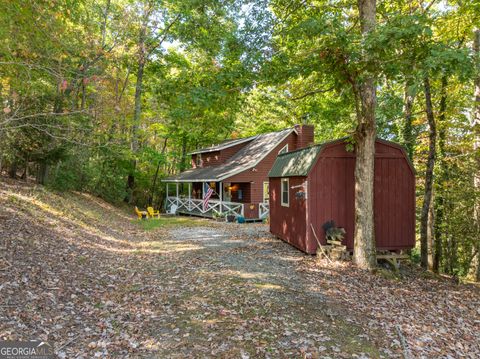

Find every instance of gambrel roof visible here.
[268,144,323,178]
[163,128,295,182]
[268,137,415,178]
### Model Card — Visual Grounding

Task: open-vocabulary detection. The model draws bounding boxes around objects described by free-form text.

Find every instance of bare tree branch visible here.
[290,86,335,101]
[0,110,89,127]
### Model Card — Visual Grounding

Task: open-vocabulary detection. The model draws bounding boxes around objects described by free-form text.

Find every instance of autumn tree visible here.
[352,0,377,269]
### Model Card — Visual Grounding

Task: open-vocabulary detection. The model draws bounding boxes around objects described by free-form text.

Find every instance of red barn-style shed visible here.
[268,138,415,254]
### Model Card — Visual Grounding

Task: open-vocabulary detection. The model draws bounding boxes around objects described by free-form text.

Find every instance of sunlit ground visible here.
[1,179,478,358]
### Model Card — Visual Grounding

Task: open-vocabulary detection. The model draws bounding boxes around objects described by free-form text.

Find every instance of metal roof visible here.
[268,145,323,178]
[163,128,295,182]
[188,136,256,155]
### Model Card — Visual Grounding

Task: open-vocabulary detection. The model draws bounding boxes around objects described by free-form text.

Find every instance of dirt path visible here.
[134,224,380,358]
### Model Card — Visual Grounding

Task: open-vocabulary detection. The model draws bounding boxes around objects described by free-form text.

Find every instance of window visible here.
[196,154,202,167]
[281,178,289,206]
[263,182,269,202]
[278,144,289,155]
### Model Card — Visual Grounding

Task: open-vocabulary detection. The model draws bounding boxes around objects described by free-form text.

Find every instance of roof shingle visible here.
[163,128,294,182]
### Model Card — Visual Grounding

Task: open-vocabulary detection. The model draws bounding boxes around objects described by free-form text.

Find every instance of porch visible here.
[164,181,269,220]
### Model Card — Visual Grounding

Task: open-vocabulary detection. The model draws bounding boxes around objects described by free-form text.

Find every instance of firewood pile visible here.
[312,220,350,261]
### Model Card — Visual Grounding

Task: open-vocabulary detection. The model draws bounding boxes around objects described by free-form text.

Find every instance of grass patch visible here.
[376,267,401,280]
[135,216,207,231]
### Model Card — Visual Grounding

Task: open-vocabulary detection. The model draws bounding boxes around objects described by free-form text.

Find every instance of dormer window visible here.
[278,144,288,154]
[196,154,202,167]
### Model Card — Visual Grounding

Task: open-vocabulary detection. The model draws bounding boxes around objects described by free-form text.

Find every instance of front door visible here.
[223,183,232,202]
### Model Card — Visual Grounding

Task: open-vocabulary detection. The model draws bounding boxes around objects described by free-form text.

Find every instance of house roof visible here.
[163,128,295,183]
[268,144,323,178]
[188,136,256,155]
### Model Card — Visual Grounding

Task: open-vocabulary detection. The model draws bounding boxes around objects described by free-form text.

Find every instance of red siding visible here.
[226,132,298,203]
[243,203,259,219]
[271,140,415,254]
[307,153,355,253]
[192,141,253,168]
[269,177,308,250]
[294,124,315,149]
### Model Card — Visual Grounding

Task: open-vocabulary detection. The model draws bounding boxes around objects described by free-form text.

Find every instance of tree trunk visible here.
[427,201,435,270]
[36,162,48,185]
[353,0,377,270]
[81,75,87,110]
[179,135,188,172]
[8,161,17,179]
[420,75,437,269]
[402,81,416,160]
[448,233,458,276]
[125,10,148,203]
[471,29,480,281]
[433,75,448,273]
[149,138,168,205]
[21,157,29,180]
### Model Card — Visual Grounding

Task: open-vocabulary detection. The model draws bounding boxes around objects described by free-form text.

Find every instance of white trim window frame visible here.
[281,178,289,207]
[278,144,289,154]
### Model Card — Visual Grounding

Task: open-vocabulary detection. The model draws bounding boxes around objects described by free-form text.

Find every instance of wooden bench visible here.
[377,253,410,270]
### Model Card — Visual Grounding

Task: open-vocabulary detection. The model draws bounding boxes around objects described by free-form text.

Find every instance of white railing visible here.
[166,197,244,217]
[259,202,269,219]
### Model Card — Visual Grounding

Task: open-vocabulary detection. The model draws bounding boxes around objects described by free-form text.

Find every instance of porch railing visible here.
[166,197,244,217]
[259,202,269,219]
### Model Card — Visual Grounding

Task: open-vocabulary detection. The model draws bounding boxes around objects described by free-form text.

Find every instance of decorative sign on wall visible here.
[295,191,306,200]
[291,181,308,200]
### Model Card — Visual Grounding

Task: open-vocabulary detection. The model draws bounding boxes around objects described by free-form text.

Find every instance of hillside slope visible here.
[0,179,479,358]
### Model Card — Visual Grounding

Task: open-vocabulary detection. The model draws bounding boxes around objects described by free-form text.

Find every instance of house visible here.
[268,137,415,254]
[162,124,315,220]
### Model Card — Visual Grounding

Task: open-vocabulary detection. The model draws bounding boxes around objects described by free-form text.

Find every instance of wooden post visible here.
[165,183,169,212]
[219,181,223,214]
[176,183,179,206]
[188,183,192,211]
[201,182,205,214]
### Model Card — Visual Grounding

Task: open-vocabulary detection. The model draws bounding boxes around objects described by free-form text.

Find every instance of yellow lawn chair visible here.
[147,206,160,218]
[135,206,148,219]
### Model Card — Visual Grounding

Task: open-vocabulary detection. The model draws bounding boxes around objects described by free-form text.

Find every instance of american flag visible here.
[203,185,214,211]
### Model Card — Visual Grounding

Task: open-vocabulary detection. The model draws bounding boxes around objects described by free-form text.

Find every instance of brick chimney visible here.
[294,124,315,149]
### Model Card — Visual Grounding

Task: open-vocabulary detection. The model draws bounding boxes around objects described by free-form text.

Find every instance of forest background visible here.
[0,0,478,279]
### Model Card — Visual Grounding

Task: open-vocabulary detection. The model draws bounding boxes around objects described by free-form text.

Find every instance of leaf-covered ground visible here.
[0,179,478,358]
